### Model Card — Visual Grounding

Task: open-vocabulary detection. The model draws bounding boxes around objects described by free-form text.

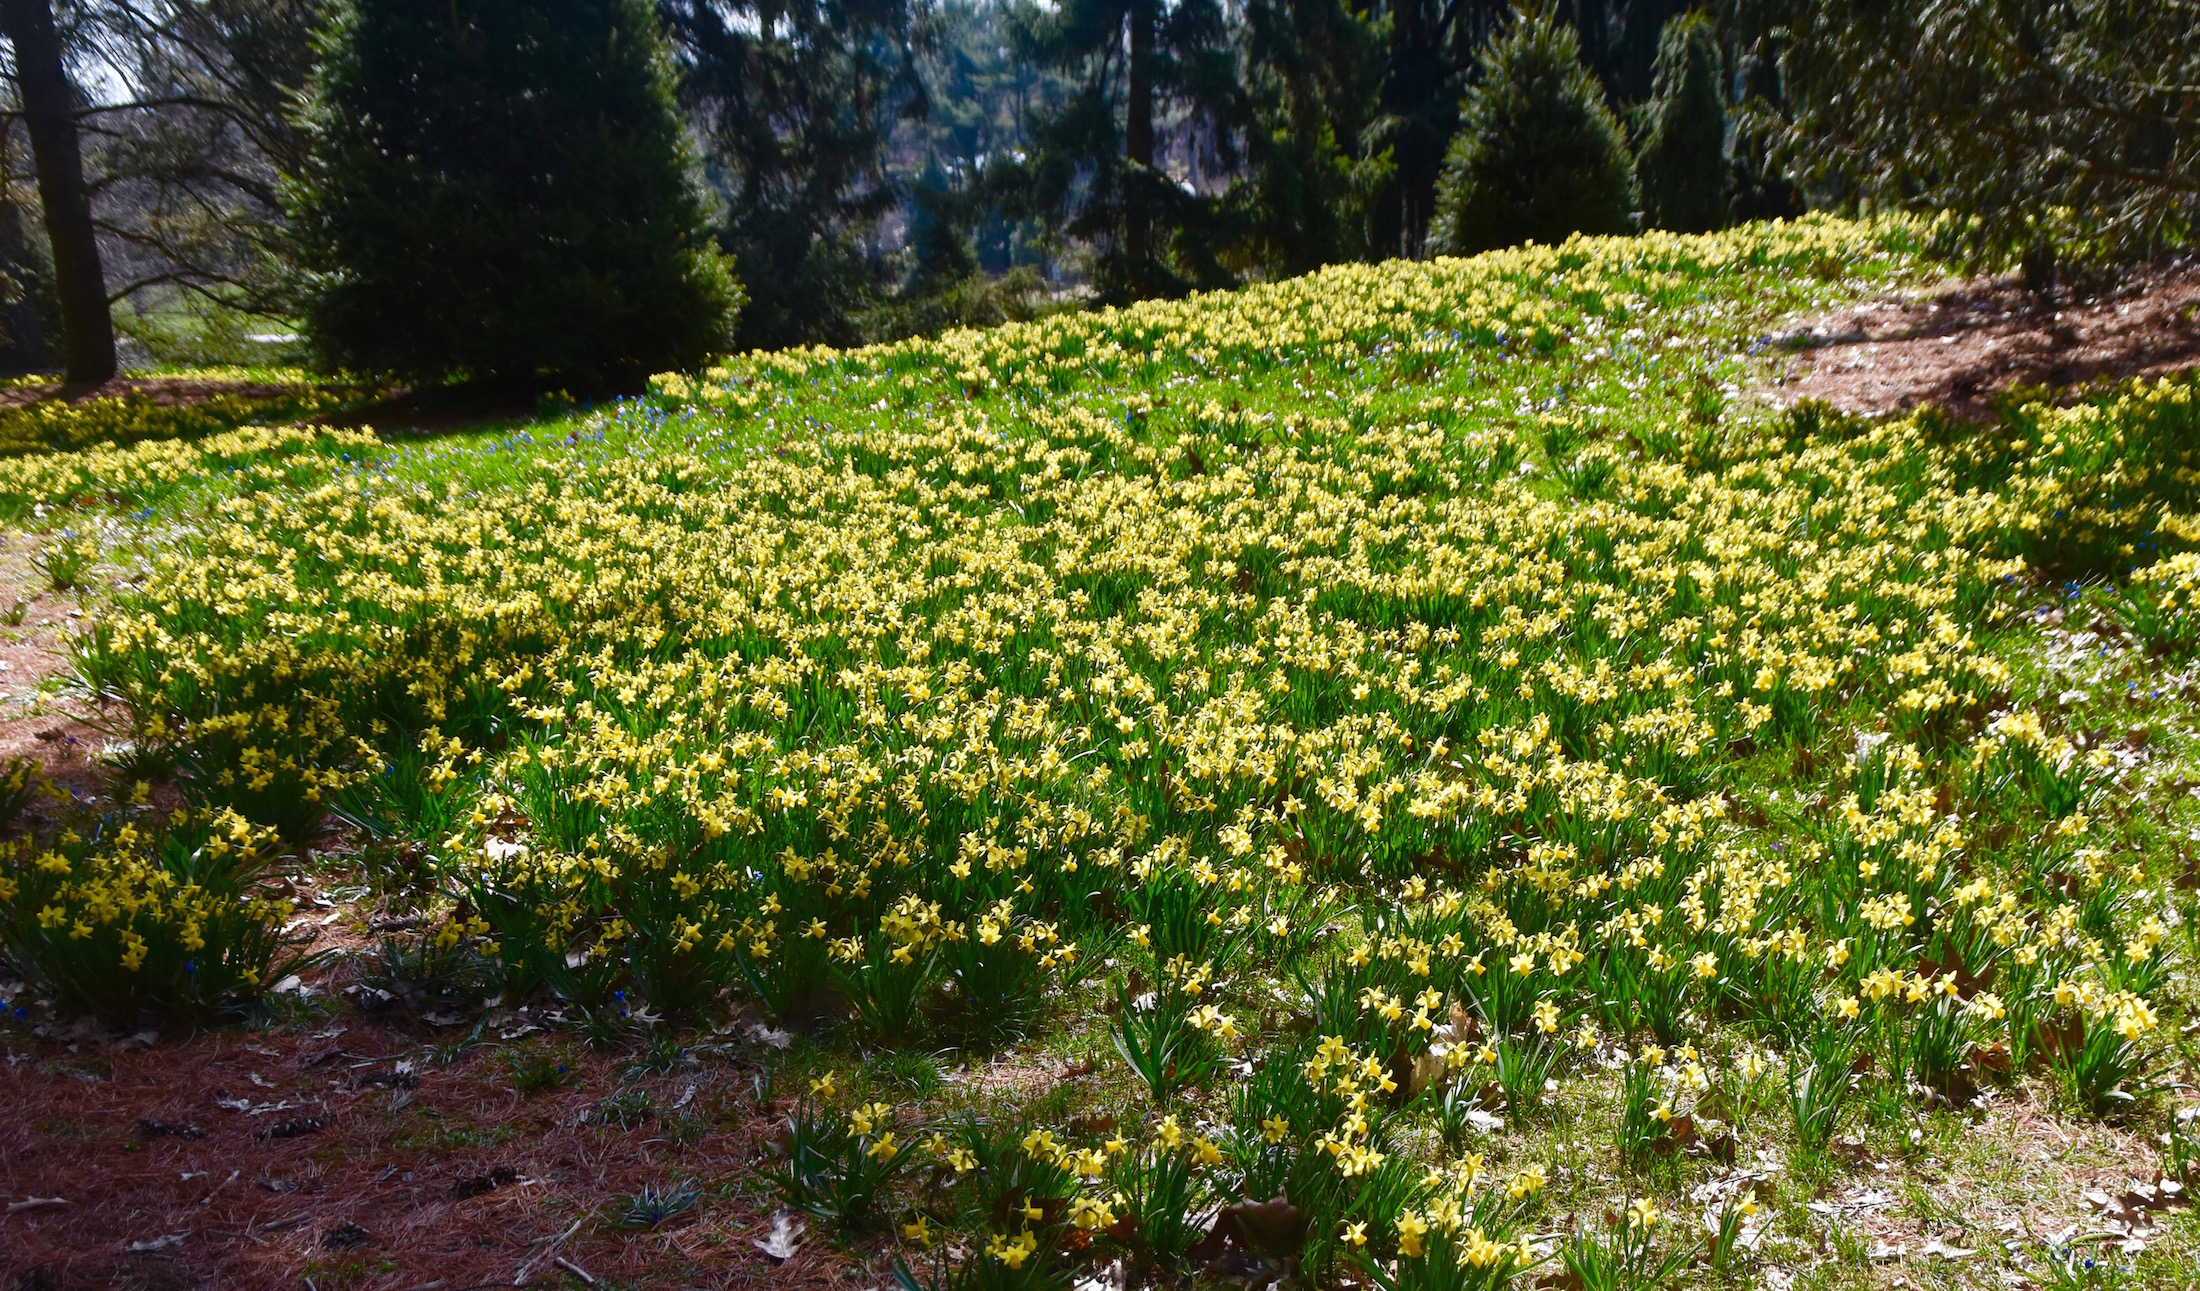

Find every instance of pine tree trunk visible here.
[1124,0,1155,279]
[1,0,114,385]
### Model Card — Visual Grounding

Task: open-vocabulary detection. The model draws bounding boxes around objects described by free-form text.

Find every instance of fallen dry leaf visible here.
[753,1209,804,1262]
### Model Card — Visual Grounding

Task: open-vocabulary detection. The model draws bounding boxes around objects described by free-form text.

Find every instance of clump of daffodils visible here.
[0,807,297,1021]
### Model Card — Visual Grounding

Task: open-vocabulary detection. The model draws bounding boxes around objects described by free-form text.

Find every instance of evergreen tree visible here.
[903,154,980,296]
[294,0,737,390]
[911,0,1063,278]
[1010,0,1239,303]
[661,0,924,350]
[1373,0,1509,258]
[1235,0,1392,275]
[1723,34,1802,223]
[1368,0,1675,258]
[1557,0,1690,102]
[858,156,1050,343]
[1634,10,1727,233]
[1432,8,1635,256]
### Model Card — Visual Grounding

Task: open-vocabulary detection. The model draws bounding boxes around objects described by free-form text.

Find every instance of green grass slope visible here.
[5,217,2200,1288]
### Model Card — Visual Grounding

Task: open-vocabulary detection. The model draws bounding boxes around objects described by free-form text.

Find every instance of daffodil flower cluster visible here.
[0,381,349,463]
[0,804,297,1021]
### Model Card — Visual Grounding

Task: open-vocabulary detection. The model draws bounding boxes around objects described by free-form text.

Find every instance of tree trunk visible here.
[0,0,113,385]
[1124,0,1155,278]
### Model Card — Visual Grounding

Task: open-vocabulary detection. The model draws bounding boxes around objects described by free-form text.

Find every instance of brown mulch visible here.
[1767,264,2200,419]
[0,379,316,410]
[0,1010,868,1291]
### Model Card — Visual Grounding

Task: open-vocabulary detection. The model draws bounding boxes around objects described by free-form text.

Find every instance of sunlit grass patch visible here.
[5,217,2198,1284]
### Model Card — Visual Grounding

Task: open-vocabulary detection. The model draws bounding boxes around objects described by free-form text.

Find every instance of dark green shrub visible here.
[294,0,740,392]
[1432,9,1635,256]
[1636,12,1730,233]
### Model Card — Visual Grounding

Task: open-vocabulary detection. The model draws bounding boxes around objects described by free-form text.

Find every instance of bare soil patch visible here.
[0,1011,862,1291]
[0,542,108,808]
[1765,265,2200,419]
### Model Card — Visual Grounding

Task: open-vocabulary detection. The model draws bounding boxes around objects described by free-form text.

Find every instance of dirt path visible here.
[1763,265,2200,418]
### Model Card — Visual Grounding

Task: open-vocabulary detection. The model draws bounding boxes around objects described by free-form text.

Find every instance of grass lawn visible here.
[2,216,2198,1290]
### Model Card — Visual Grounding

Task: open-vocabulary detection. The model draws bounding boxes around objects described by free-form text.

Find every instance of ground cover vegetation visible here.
[1,216,2198,1285]
[0,367,351,455]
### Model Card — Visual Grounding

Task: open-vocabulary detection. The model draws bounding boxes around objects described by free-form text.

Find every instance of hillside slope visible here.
[4,218,2199,1289]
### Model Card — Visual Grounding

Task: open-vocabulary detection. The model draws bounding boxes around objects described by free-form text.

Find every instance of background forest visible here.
[0,0,2184,385]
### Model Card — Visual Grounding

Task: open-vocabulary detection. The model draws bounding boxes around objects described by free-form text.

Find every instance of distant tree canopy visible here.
[1750,0,2200,277]
[91,0,328,318]
[16,0,2196,374]
[1,0,334,375]
[1009,0,1241,304]
[660,0,924,351]
[293,0,738,390]
[1233,0,1394,273]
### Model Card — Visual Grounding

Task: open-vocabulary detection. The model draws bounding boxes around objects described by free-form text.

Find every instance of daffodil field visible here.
[0,370,347,459]
[6,217,2200,1286]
